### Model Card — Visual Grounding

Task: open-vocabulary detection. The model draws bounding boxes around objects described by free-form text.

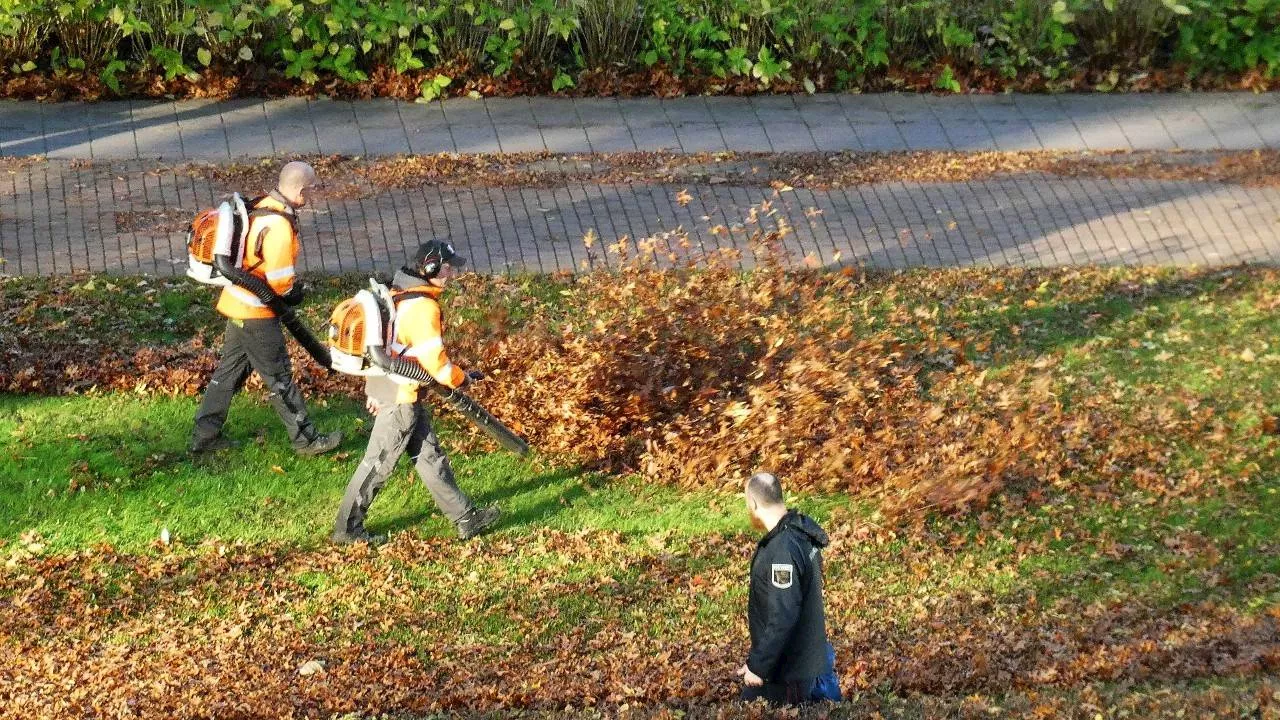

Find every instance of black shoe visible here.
[330,529,388,547]
[189,435,239,455]
[295,431,343,457]
[456,505,501,540]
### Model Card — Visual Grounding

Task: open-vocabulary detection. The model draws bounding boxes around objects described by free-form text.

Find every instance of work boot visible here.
[330,529,388,547]
[295,430,343,457]
[189,435,239,455]
[456,505,501,540]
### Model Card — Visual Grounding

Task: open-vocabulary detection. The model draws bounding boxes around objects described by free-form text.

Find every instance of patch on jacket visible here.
[771,563,794,589]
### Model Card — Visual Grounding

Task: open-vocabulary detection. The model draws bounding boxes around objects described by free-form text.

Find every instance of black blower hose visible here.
[430,384,531,456]
[368,345,434,385]
[214,254,333,370]
[368,346,530,456]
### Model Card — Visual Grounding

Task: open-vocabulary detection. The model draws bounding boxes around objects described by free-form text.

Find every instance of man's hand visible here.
[365,396,381,415]
[737,664,764,687]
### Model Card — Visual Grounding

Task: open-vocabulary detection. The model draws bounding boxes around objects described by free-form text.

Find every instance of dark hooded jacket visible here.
[746,511,830,683]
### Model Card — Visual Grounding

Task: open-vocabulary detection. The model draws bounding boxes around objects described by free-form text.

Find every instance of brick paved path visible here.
[1,92,1277,160]
[2,159,1277,276]
[2,92,1278,276]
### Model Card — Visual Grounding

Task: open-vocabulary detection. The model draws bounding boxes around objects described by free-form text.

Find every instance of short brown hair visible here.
[746,472,784,507]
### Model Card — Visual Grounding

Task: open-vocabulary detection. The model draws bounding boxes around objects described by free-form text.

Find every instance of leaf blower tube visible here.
[213,254,333,370]
[366,344,531,457]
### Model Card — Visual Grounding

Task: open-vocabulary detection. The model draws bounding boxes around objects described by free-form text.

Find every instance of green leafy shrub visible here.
[0,0,49,71]
[51,0,126,70]
[1,0,1276,94]
[575,0,643,69]
[1176,0,1280,77]
[982,0,1080,80]
[1073,0,1182,69]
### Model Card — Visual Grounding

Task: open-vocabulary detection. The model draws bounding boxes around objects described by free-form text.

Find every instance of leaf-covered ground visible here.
[4,261,1277,517]
[13,150,1279,202]
[2,265,1279,717]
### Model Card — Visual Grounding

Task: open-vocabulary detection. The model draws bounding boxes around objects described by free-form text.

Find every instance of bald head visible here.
[278,161,318,207]
[745,472,784,509]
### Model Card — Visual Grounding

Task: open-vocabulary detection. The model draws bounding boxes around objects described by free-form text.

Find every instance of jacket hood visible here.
[786,512,829,548]
[392,269,441,294]
[262,190,297,215]
[764,510,829,549]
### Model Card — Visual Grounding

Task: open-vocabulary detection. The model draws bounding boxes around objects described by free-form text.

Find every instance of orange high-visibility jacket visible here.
[389,284,467,404]
[215,195,300,320]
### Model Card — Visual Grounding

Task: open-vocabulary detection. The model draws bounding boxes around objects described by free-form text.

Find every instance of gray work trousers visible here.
[334,402,473,536]
[192,317,319,447]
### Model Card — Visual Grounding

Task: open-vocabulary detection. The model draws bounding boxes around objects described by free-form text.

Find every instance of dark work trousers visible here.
[334,401,473,536]
[192,317,319,447]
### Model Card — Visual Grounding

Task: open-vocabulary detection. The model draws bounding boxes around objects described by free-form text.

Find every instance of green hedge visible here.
[0,0,1277,96]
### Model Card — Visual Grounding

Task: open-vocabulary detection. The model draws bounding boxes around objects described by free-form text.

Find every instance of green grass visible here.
[3,267,1279,714]
[0,375,1274,627]
[0,392,822,552]
[4,267,1280,584]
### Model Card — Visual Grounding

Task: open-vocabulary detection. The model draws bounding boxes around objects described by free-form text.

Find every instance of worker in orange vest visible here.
[190,161,342,456]
[332,241,500,545]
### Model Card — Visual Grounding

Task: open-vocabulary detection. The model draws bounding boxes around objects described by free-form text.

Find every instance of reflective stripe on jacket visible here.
[215,195,300,320]
[389,282,466,404]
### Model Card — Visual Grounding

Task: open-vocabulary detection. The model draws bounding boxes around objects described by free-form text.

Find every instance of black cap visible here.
[416,240,466,267]
[408,240,467,279]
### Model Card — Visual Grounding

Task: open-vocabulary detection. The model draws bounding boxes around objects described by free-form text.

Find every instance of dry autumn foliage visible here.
[447,238,1263,518]
[162,150,1280,201]
[0,526,1276,718]
[2,218,1278,717]
[1,224,1266,521]
[2,53,1276,104]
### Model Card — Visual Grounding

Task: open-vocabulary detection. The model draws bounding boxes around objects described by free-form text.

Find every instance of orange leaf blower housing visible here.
[185,193,253,287]
[326,282,395,376]
[328,296,371,362]
[188,209,221,265]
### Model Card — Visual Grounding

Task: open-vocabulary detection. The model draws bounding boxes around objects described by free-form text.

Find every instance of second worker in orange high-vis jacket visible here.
[332,241,501,546]
[190,161,343,457]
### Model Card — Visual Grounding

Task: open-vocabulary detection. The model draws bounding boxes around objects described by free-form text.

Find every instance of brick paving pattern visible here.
[2,92,1278,275]
[1,160,1277,277]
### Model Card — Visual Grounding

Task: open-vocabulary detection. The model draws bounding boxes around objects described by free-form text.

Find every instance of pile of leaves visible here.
[451,245,1265,517]
[2,240,1270,519]
[168,150,1280,198]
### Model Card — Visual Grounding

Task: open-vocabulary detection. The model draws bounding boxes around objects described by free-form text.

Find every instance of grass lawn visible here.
[1,266,1278,718]
[0,393,792,551]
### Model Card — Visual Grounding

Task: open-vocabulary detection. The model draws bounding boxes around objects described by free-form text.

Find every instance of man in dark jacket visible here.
[737,471,839,705]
